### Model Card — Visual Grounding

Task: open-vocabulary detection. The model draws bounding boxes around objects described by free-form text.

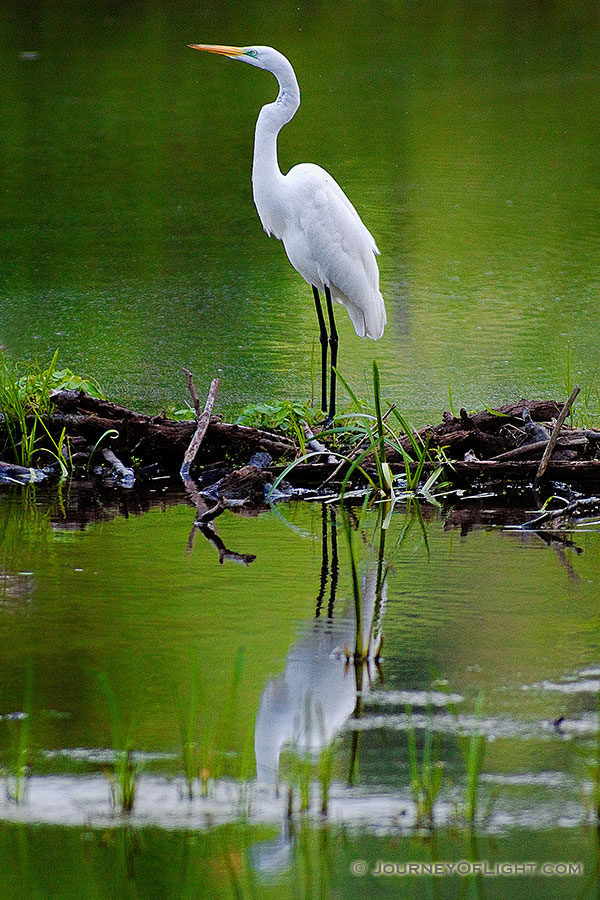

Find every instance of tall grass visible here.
[269,361,448,503]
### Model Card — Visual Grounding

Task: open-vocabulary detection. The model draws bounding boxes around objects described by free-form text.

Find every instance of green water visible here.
[1,487,599,896]
[2,1,600,897]
[2,0,600,419]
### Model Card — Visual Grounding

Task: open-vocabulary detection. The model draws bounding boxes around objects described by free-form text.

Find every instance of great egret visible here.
[189,44,386,421]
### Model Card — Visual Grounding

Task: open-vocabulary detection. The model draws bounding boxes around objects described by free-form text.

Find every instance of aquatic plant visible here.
[97,673,138,813]
[284,701,340,817]
[318,737,336,815]
[0,350,102,466]
[269,361,449,503]
[462,693,487,823]
[442,686,487,823]
[576,693,600,822]
[405,705,444,829]
[290,748,313,814]
[3,666,34,804]
[237,399,321,449]
[176,648,245,798]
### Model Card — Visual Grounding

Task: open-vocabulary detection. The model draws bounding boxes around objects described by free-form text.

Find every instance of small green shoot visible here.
[97,672,138,813]
[3,666,34,804]
[176,648,245,798]
[86,429,119,477]
[447,383,456,417]
[442,687,487,823]
[405,705,444,829]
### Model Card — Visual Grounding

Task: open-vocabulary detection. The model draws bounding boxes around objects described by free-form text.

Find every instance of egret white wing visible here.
[281,163,386,339]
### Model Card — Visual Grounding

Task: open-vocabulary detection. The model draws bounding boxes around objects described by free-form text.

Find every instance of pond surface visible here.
[1,484,599,897]
[1,1,600,897]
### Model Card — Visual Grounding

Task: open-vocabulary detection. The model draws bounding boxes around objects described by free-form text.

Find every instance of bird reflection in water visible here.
[251,505,387,875]
[254,504,387,785]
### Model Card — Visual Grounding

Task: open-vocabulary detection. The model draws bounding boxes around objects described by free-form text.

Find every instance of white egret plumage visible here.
[189,44,386,420]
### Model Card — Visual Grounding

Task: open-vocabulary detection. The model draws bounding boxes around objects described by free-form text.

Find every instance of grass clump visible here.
[269,361,450,503]
[0,350,102,467]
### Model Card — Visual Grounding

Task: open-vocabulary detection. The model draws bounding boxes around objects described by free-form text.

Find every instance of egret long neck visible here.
[252,60,300,234]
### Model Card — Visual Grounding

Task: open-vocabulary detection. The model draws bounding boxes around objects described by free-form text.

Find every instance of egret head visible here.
[188,44,288,73]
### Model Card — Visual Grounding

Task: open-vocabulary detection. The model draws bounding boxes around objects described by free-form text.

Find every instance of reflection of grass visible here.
[3,666,34,804]
[98,673,138,813]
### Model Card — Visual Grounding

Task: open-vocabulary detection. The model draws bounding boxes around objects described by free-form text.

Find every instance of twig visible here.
[533,386,580,489]
[180,375,220,481]
[521,496,600,530]
[183,368,201,417]
[491,435,587,462]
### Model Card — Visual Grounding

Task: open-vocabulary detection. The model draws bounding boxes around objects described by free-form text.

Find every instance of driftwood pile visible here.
[2,380,600,500]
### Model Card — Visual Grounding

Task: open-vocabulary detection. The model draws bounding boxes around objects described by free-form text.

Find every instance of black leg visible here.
[312,285,328,413]
[324,285,338,421]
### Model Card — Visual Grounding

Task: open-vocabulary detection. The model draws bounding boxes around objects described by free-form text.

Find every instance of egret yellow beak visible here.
[188,44,246,58]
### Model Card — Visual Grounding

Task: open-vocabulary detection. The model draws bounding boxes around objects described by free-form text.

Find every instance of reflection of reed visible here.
[254,506,387,785]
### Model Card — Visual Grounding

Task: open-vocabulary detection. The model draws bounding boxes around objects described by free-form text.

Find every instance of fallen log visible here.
[46,390,295,465]
[3,385,600,497]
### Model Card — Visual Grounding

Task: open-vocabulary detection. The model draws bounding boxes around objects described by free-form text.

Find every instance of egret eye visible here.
[245,49,259,58]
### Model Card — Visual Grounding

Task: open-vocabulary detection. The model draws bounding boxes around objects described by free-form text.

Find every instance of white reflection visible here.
[255,568,386,785]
